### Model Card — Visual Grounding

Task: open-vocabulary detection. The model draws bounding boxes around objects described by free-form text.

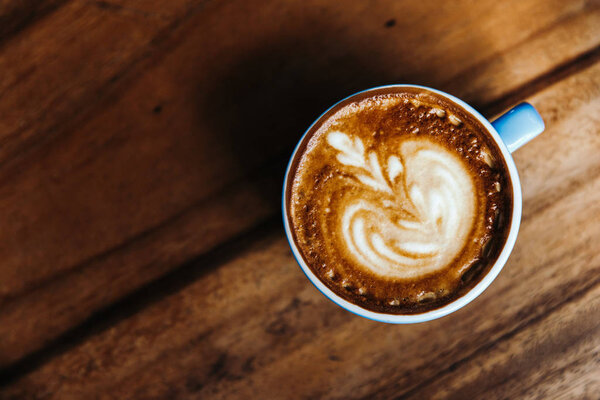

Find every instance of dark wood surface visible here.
[0,0,599,398]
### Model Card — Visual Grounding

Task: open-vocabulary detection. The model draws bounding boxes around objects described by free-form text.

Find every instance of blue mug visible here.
[283,85,544,323]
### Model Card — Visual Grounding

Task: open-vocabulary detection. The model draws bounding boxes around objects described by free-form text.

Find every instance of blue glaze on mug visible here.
[492,102,545,152]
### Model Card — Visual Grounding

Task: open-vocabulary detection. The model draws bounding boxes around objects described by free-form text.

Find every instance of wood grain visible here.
[0,0,598,397]
[396,284,600,400]
[397,281,600,400]
[0,0,67,46]
[2,58,599,399]
[1,0,599,371]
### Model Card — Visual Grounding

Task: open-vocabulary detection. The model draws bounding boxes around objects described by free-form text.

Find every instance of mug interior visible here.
[282,84,522,323]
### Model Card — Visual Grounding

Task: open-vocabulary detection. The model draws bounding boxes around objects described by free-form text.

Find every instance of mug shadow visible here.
[196,15,494,210]
[197,22,406,206]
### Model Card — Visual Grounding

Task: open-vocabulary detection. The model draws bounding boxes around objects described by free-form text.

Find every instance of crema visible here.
[287,87,513,314]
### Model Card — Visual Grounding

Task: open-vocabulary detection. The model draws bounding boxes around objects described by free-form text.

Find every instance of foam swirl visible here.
[327,131,476,279]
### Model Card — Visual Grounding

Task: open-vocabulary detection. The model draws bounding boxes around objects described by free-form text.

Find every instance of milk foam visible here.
[327,131,476,279]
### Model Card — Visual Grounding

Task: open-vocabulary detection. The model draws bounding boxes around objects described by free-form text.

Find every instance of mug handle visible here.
[491,102,545,152]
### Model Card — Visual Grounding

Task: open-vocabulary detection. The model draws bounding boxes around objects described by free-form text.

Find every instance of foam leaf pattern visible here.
[327,131,394,194]
[326,131,477,279]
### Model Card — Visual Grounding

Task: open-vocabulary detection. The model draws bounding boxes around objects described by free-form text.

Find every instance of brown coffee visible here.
[285,87,513,314]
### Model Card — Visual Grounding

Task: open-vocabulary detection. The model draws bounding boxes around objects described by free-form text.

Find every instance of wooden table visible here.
[0,0,598,398]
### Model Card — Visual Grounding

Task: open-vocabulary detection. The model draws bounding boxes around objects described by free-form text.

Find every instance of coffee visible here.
[286,87,513,314]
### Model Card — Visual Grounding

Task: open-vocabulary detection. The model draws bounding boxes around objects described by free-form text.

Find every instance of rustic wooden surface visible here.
[0,0,599,398]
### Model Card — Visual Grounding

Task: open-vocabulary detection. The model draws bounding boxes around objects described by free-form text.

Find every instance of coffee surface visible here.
[288,88,513,314]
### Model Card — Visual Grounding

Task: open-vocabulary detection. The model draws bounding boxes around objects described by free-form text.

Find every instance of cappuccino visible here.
[286,87,512,314]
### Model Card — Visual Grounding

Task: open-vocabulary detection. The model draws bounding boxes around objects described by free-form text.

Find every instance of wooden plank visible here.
[0,0,599,369]
[395,286,600,400]
[2,176,598,398]
[0,0,204,168]
[1,60,599,399]
[444,1,600,112]
[0,0,67,46]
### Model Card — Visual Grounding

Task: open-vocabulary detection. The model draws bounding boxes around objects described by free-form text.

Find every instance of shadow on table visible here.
[197,20,420,205]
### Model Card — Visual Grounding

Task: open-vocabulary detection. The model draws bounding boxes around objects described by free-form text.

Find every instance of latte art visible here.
[288,87,513,314]
[328,131,476,279]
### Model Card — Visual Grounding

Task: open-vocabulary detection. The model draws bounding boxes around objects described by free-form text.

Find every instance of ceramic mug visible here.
[282,85,544,323]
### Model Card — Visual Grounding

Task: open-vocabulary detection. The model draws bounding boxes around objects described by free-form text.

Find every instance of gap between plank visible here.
[0,0,70,49]
[481,43,600,117]
[374,275,600,400]
[0,216,283,387]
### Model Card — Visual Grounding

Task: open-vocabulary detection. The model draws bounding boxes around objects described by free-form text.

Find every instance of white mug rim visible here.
[282,84,522,323]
